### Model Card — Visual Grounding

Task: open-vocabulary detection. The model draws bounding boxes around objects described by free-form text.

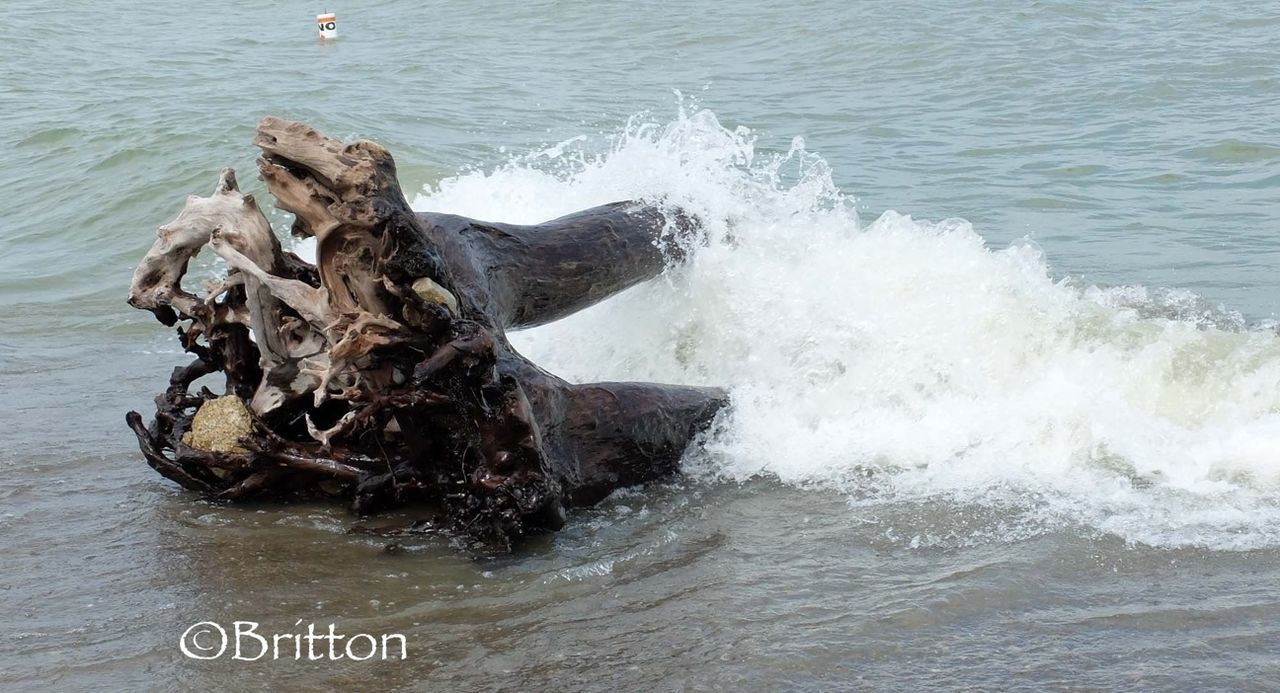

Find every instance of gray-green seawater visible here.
[4,1,1280,689]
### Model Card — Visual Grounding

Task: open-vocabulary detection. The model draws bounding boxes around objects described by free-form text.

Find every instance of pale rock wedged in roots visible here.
[126,117,728,549]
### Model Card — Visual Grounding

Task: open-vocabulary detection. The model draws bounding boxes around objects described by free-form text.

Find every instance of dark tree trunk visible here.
[126,118,727,549]
[417,202,695,330]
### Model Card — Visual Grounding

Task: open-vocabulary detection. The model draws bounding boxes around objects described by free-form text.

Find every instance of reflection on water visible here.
[9,461,1280,689]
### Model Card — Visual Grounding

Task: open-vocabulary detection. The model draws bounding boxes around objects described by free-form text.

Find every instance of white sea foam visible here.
[411,106,1280,550]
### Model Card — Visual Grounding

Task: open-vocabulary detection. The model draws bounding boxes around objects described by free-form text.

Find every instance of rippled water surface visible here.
[4,1,1280,689]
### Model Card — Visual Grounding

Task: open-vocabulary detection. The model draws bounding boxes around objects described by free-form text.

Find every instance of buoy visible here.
[317,12,337,40]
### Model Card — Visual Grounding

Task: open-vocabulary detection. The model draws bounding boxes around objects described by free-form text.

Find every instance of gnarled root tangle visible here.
[126,117,727,549]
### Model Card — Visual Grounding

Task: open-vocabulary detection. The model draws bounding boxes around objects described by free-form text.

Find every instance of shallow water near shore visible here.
[5,0,1280,689]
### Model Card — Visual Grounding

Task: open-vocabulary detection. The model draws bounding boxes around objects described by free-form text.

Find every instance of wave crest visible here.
[412,105,1280,550]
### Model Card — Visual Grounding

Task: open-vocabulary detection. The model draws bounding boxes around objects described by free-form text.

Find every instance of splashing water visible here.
[410,107,1280,550]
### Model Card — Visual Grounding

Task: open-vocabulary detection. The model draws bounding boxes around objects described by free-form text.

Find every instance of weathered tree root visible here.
[127,118,727,549]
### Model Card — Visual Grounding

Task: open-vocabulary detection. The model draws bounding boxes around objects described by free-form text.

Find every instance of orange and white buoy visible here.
[316,12,337,40]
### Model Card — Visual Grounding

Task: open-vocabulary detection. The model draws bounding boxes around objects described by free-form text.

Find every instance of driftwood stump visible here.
[126,118,727,549]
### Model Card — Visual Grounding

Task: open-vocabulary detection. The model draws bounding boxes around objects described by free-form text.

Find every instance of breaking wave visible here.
[410,105,1280,550]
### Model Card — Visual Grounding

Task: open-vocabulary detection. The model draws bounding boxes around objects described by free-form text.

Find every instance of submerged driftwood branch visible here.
[126,118,726,548]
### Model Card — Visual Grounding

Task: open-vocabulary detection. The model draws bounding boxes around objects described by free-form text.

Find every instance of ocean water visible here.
[4,1,1280,689]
